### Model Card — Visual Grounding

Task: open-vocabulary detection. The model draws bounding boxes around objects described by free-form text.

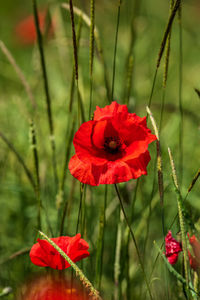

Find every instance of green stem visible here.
[114,184,153,300]
[168,148,189,288]
[29,120,41,230]
[95,186,107,290]
[32,0,58,188]
[89,0,95,117]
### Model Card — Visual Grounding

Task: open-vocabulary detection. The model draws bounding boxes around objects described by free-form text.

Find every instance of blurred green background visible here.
[0,0,200,299]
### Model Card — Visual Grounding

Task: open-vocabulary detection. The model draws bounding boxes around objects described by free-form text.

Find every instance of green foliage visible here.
[0,0,200,299]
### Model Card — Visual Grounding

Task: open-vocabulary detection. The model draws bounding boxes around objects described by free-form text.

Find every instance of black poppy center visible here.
[104,137,121,154]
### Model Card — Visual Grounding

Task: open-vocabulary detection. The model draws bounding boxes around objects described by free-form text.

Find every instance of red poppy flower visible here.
[188,234,200,270]
[17,273,91,300]
[68,101,157,186]
[165,231,182,265]
[15,11,54,45]
[30,234,90,270]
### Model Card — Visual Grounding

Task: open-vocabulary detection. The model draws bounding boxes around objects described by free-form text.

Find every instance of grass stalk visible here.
[124,0,141,105]
[148,0,181,110]
[114,184,153,300]
[111,0,122,101]
[168,148,189,288]
[0,131,36,190]
[95,185,107,290]
[38,230,102,300]
[61,3,111,103]
[178,4,183,185]
[69,16,83,113]
[29,120,41,230]
[0,41,36,110]
[114,209,122,300]
[89,0,95,117]
[32,0,58,188]
[69,0,78,81]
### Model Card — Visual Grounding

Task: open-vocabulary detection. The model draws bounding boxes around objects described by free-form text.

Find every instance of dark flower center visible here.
[104,137,121,154]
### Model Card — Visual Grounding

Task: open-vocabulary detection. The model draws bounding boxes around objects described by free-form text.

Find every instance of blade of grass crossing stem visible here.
[89,0,95,118]
[95,186,107,290]
[32,0,58,188]
[29,120,41,230]
[111,0,122,101]
[178,4,183,185]
[0,41,36,110]
[114,209,123,300]
[38,231,102,299]
[0,131,36,190]
[114,184,153,300]
[168,148,189,289]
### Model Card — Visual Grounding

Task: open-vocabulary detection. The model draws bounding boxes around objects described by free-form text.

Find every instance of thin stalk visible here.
[147,68,158,111]
[168,148,189,288]
[114,209,122,300]
[0,247,31,265]
[124,180,140,299]
[29,120,41,230]
[187,168,200,194]
[159,0,173,133]
[39,230,102,299]
[76,183,85,234]
[57,116,76,234]
[95,186,107,290]
[0,41,36,110]
[111,0,122,101]
[32,0,58,188]
[156,0,181,68]
[89,0,95,117]
[69,0,78,81]
[178,4,183,185]
[0,131,35,190]
[146,107,164,234]
[124,0,141,105]
[147,0,181,111]
[60,178,77,236]
[61,3,111,103]
[69,16,83,113]
[114,184,153,300]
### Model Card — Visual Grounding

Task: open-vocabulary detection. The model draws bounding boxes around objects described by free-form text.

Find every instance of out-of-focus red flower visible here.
[188,234,200,271]
[17,273,91,300]
[15,11,54,45]
[30,234,90,270]
[165,231,182,265]
[68,101,157,186]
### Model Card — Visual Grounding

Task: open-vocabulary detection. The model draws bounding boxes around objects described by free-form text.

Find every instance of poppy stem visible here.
[114,184,154,300]
[38,230,102,300]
